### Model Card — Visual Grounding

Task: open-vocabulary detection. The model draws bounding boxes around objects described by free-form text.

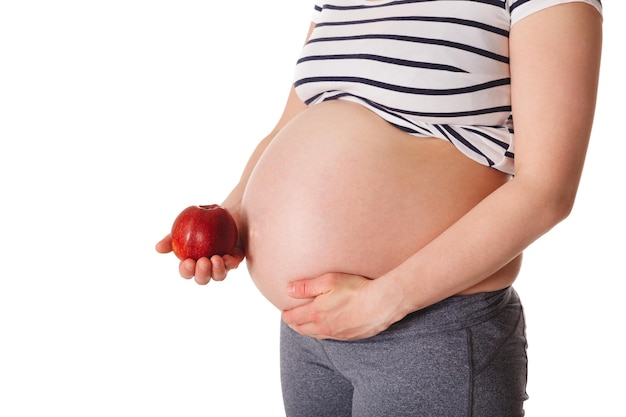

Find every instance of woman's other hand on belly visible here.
[281,273,406,341]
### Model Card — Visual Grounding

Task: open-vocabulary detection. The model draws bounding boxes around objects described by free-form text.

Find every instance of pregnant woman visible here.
[156,1,602,415]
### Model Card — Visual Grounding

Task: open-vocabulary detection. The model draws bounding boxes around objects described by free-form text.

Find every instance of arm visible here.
[221,85,309,214]
[156,24,313,285]
[283,3,602,339]
[388,2,603,313]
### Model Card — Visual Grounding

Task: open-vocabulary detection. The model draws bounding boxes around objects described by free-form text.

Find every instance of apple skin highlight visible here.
[170,205,238,261]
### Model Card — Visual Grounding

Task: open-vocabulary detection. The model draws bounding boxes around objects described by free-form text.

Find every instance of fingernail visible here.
[287,283,295,294]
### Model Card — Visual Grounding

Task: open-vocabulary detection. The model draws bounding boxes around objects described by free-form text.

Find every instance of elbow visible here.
[543,186,582,231]
[551,190,577,224]
[515,175,580,229]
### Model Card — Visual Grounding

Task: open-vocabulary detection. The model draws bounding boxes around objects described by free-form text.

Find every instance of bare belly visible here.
[240,100,520,310]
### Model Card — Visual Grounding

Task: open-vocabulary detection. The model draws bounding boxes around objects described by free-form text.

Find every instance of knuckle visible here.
[309,309,322,323]
[296,281,309,296]
[318,324,333,338]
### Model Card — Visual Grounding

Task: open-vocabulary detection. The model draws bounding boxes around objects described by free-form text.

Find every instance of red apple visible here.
[170,204,238,261]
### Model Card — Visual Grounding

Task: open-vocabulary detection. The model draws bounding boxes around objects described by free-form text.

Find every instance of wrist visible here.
[369,272,416,329]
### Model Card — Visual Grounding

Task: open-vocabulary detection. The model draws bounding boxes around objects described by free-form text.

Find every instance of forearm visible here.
[381,176,573,319]
[221,133,275,212]
[222,87,308,213]
[223,25,314,213]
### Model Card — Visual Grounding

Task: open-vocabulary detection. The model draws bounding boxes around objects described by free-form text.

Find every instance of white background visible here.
[0,1,623,416]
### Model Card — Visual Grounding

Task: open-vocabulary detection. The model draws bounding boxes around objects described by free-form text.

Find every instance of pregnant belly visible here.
[240,100,511,310]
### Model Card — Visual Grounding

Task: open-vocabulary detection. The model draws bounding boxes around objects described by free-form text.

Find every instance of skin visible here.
[156,3,602,341]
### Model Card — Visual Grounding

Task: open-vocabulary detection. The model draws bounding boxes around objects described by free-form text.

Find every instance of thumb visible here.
[287,275,333,299]
[155,235,173,254]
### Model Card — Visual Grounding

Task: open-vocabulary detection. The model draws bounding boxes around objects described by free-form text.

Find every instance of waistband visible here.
[383,286,520,336]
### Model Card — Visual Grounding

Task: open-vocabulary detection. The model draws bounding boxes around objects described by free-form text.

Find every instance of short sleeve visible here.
[510,0,602,26]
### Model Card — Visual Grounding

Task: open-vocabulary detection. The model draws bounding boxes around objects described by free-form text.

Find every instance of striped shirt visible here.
[293,0,602,174]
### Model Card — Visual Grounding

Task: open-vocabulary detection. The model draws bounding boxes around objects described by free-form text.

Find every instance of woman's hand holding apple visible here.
[155,204,245,285]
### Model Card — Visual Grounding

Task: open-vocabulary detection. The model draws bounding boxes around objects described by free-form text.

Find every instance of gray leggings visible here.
[280,287,528,417]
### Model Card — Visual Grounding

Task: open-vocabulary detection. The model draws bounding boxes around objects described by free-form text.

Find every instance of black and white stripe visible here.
[293,0,602,174]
